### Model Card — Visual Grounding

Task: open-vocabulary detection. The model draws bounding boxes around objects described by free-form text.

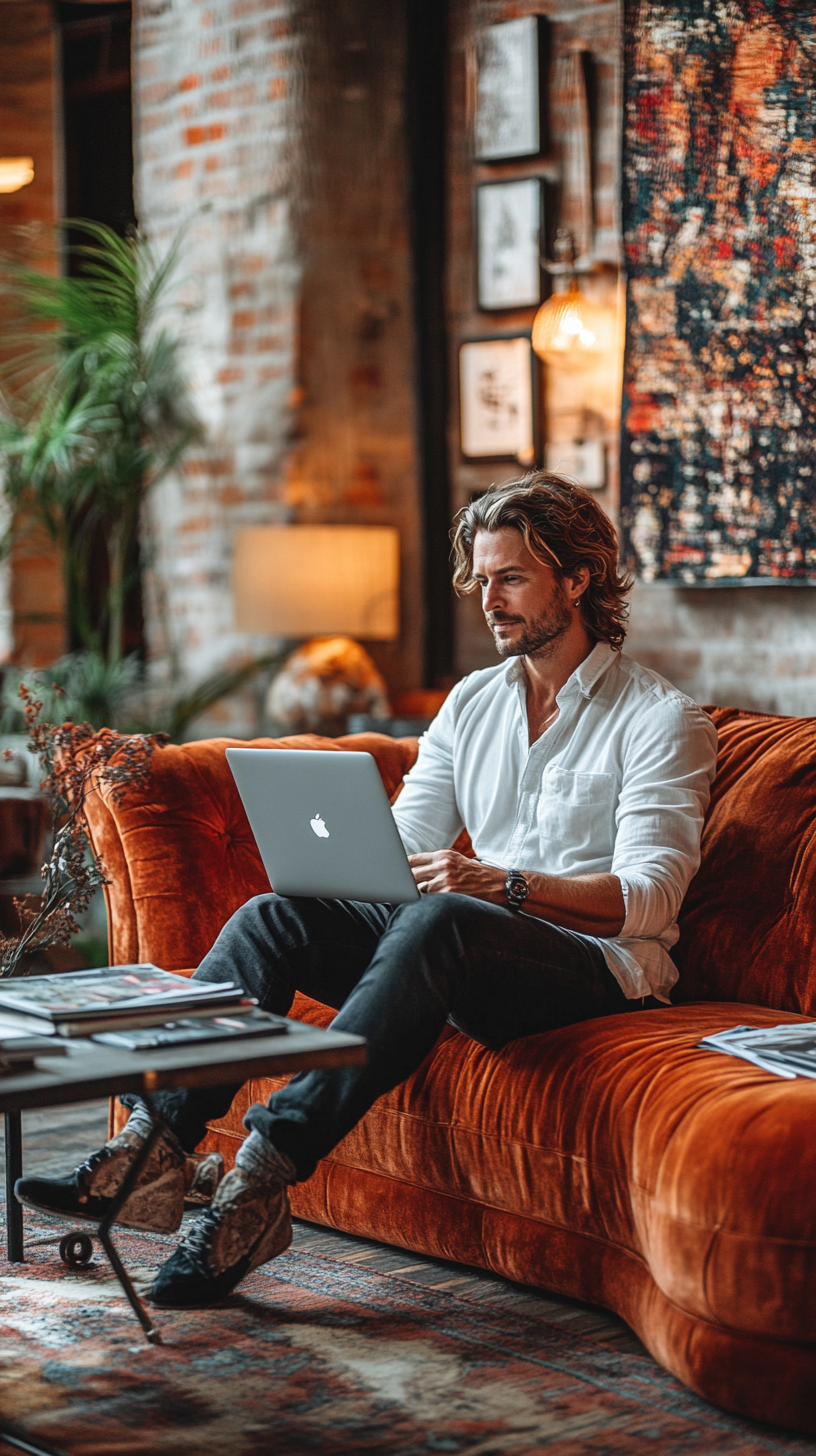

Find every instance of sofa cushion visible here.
[675,707,816,1014]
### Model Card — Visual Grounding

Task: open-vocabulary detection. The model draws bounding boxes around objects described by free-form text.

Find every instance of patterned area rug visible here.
[621,0,816,583]
[1,1218,815,1456]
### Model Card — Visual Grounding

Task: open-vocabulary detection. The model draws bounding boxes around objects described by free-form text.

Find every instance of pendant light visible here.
[532,229,615,367]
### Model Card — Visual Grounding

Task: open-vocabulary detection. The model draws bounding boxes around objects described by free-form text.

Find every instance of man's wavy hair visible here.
[451,473,632,650]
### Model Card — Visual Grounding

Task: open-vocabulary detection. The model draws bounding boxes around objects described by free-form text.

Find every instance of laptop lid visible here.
[226,748,420,904]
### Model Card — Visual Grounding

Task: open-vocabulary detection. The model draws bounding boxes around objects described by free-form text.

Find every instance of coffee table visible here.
[0,1016,366,1347]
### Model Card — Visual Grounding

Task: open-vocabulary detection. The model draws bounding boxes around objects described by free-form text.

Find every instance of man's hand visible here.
[409,851,505,902]
[408,852,626,936]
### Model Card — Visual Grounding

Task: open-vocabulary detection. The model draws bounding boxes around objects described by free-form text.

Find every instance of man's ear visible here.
[566,564,591,606]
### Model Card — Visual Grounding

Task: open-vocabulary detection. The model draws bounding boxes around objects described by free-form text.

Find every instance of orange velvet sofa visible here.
[91,708,816,1434]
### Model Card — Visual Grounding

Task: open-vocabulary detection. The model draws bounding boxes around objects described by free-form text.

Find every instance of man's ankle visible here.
[118,1101,186,1161]
[235,1129,297,1186]
[120,1100,155,1142]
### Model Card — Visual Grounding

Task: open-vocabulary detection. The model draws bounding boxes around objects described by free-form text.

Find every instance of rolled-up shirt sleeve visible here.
[392,685,465,854]
[612,698,718,940]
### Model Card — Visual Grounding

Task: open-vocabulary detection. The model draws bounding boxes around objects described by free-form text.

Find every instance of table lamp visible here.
[233,525,399,639]
[232,525,400,735]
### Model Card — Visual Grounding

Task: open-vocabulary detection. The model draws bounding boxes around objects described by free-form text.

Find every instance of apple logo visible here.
[310,813,330,839]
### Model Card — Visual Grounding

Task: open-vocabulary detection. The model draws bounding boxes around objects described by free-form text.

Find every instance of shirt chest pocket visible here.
[538,767,617,855]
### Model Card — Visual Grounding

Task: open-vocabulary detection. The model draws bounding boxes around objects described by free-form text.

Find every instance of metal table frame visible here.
[5,1097,176,1342]
[0,1021,366,1453]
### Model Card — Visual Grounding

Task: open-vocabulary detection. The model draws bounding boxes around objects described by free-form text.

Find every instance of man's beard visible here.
[488,593,572,660]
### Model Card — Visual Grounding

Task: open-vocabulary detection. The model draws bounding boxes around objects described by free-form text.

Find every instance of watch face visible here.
[506,873,529,904]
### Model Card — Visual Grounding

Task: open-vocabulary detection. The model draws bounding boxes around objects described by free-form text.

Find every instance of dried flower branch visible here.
[0,684,167,978]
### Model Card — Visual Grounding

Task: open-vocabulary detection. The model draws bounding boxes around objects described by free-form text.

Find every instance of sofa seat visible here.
[113,993,816,1428]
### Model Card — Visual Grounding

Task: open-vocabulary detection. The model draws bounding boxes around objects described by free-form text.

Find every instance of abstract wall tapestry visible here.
[621,0,816,583]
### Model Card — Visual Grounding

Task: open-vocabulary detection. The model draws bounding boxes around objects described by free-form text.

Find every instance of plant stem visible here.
[107,518,124,667]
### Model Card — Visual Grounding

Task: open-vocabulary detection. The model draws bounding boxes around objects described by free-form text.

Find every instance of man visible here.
[17,474,718,1308]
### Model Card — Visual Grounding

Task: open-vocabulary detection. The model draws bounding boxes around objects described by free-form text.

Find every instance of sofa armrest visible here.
[85,731,420,974]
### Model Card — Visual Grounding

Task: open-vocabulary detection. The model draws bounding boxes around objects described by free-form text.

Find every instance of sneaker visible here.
[150,1164,292,1308]
[15,1119,189,1234]
[185,1151,225,1205]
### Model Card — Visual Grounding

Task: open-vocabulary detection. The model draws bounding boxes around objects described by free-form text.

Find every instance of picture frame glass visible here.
[459,338,535,463]
[477,179,542,310]
[475,17,540,161]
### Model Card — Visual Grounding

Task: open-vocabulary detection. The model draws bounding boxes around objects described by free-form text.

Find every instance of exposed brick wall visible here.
[0,1,66,667]
[131,0,422,732]
[624,583,816,716]
[131,0,301,731]
[8,0,813,719]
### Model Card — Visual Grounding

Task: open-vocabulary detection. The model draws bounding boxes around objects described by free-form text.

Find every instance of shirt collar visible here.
[504,640,617,700]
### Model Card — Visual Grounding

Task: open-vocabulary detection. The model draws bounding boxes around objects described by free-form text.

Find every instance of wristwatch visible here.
[505,869,530,911]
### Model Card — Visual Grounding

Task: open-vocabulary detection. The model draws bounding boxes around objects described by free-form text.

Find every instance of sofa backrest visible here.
[85,709,816,1015]
[673,706,816,1014]
[84,732,418,973]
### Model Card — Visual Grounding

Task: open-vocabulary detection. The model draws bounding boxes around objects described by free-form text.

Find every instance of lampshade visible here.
[531,279,614,366]
[0,158,34,194]
[233,525,400,639]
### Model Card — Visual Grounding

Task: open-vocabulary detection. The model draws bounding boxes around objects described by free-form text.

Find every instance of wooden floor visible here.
[3,1099,647,1358]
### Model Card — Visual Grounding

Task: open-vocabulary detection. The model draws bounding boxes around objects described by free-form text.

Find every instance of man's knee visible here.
[193,893,280,985]
[390,892,474,934]
[220,892,310,943]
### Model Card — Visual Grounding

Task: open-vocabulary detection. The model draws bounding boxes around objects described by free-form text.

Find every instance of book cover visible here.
[93,1008,288,1051]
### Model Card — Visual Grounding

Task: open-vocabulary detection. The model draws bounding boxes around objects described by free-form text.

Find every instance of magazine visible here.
[0,1034,69,1076]
[93,1008,289,1051]
[0,965,249,1037]
[698,1023,816,1080]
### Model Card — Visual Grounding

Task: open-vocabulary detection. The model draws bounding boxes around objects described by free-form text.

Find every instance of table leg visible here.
[4,1111,23,1263]
[94,1102,165,1344]
[0,1415,67,1455]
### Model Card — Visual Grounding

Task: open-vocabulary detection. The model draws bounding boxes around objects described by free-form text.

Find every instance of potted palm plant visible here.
[0,221,197,686]
[0,223,280,738]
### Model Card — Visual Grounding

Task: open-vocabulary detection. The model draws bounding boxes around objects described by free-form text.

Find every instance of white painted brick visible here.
[133,0,300,728]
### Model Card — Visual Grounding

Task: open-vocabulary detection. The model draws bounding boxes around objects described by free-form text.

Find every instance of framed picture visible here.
[475,16,544,162]
[545,440,606,490]
[477,179,542,311]
[459,336,537,464]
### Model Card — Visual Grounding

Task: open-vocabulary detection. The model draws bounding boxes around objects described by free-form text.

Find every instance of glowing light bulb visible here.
[0,157,34,193]
[560,309,584,337]
[531,278,613,367]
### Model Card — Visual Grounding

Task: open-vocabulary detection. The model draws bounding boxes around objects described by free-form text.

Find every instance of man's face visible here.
[471,528,572,660]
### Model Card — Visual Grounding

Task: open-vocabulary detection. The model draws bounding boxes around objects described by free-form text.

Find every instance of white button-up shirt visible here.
[392,642,718,1002]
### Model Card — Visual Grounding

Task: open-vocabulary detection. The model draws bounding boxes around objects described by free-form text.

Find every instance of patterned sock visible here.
[120,1100,186,1158]
[121,1101,154,1142]
[235,1129,297,1186]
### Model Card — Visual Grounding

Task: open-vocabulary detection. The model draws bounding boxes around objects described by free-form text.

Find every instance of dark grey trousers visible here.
[139,892,640,1181]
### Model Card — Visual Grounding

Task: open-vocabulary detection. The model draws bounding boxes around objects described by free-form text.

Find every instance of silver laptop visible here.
[225,748,420,904]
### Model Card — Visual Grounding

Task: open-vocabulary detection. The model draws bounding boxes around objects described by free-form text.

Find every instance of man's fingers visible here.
[410,849,465,895]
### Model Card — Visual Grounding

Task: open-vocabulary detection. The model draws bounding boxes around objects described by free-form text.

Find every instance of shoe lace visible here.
[179,1206,221,1266]
[76,1145,114,1181]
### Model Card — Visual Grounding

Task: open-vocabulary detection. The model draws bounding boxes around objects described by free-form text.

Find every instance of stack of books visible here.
[0,1035,69,1076]
[0,964,288,1053]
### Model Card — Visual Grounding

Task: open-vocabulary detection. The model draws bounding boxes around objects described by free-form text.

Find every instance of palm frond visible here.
[159,655,285,743]
[0,218,199,665]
